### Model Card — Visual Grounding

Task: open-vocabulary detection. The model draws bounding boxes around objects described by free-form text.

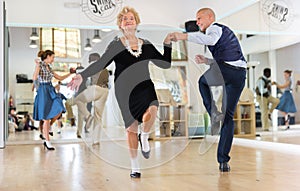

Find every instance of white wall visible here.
[8,27,37,97]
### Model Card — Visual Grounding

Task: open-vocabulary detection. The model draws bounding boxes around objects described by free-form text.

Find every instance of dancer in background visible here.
[74,53,110,144]
[272,70,297,130]
[256,68,280,131]
[33,50,74,150]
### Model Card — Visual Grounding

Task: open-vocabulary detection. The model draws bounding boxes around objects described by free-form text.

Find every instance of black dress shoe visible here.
[211,122,221,135]
[130,172,141,178]
[138,134,150,159]
[210,111,224,135]
[219,162,230,172]
[212,111,224,123]
[70,118,76,126]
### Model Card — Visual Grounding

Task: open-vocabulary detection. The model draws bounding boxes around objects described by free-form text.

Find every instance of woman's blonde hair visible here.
[117,6,141,29]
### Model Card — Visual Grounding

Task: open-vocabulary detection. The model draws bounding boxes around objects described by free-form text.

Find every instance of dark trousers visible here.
[199,62,246,163]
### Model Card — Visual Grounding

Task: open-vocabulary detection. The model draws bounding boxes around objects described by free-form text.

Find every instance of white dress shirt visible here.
[187,23,247,68]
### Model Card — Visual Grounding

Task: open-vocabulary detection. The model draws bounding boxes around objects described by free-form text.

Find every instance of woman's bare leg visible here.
[283,112,290,129]
[140,105,158,152]
[43,119,51,141]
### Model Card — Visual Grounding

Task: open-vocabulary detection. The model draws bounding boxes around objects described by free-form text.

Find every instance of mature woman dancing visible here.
[68,6,173,178]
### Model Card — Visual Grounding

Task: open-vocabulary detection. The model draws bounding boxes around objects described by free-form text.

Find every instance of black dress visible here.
[80,37,172,127]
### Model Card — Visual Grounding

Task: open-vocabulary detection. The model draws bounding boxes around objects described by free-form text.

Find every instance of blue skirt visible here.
[33,83,66,120]
[276,90,297,113]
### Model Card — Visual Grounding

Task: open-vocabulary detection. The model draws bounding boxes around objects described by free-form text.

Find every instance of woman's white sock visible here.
[141,131,150,152]
[130,157,140,173]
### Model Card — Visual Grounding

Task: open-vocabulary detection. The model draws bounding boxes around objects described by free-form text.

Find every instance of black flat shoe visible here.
[138,134,150,159]
[130,172,141,178]
[49,132,53,136]
[219,162,230,172]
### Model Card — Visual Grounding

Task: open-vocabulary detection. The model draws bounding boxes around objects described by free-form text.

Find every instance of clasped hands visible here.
[164,32,207,64]
[164,32,185,44]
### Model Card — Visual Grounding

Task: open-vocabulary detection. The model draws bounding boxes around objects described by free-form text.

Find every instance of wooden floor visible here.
[1,124,300,191]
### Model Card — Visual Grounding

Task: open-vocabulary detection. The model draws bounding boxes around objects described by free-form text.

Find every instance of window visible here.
[40,28,81,58]
[51,62,79,72]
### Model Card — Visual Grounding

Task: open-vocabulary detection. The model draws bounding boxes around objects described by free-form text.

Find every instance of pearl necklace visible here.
[124,37,142,58]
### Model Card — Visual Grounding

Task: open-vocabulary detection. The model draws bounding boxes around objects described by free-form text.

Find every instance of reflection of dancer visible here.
[272,70,297,130]
[74,53,110,144]
[256,68,279,131]
[33,52,57,139]
[173,8,247,172]
[33,50,73,150]
[68,6,173,178]
[65,53,108,139]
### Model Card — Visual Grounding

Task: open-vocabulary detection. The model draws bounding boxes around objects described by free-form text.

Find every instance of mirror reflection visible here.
[5,1,300,148]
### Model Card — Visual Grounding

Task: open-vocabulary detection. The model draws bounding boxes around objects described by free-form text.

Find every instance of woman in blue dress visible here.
[273,70,297,130]
[33,50,73,150]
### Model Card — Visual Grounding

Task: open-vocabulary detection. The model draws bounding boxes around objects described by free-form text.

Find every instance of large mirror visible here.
[6,26,192,145]
[4,0,300,147]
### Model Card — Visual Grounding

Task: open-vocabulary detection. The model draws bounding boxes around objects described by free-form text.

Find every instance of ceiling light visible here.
[84,38,92,51]
[30,28,39,40]
[63,2,80,8]
[29,40,38,48]
[92,30,101,43]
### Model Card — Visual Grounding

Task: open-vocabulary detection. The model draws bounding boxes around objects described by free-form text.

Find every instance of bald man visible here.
[173,8,247,172]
